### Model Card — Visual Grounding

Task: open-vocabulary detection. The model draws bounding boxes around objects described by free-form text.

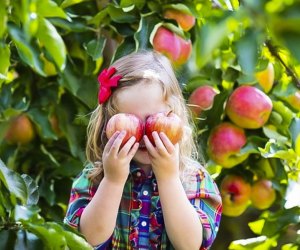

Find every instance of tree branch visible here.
[265,40,300,89]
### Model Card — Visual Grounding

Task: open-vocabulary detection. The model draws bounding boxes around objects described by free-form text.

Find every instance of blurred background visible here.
[0,0,299,249]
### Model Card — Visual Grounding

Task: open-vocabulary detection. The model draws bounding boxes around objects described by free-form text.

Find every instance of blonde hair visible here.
[86,50,200,184]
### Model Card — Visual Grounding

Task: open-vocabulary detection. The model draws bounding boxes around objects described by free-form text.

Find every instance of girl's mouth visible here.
[138,145,147,151]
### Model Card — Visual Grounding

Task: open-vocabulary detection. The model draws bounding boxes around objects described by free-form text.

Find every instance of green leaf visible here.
[229,235,278,249]
[21,174,39,206]
[84,37,106,60]
[134,13,159,50]
[0,43,10,83]
[120,0,145,9]
[235,29,258,75]
[113,37,136,62]
[38,0,69,20]
[262,126,288,143]
[27,107,58,140]
[0,2,7,38]
[88,9,109,26]
[195,19,230,67]
[61,0,89,8]
[0,159,27,205]
[37,17,66,71]
[7,23,46,76]
[107,4,137,23]
[289,117,300,154]
[162,3,193,15]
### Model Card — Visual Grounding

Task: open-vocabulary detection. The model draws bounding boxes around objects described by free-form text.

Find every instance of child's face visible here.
[116,81,170,167]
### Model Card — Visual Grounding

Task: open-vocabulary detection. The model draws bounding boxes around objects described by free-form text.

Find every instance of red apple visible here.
[225,85,273,129]
[207,122,247,168]
[106,113,144,146]
[163,8,196,31]
[255,63,275,93]
[152,26,192,67]
[5,114,35,145]
[188,85,218,117]
[220,175,251,217]
[145,111,183,145]
[250,179,276,210]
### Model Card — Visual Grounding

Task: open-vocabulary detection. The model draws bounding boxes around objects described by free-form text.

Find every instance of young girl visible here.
[64,50,222,250]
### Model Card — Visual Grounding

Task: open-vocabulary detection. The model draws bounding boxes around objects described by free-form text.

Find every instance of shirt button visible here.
[143,190,149,196]
[136,172,141,177]
[141,221,147,227]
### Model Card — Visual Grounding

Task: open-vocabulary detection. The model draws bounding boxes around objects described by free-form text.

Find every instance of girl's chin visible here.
[133,149,151,165]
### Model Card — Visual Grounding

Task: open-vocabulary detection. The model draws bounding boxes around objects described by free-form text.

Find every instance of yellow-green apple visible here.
[163,8,195,31]
[145,111,183,145]
[225,85,273,129]
[285,91,300,111]
[255,63,275,93]
[188,85,218,117]
[250,179,276,210]
[106,113,144,146]
[207,122,247,168]
[5,114,35,145]
[220,175,251,217]
[152,26,192,67]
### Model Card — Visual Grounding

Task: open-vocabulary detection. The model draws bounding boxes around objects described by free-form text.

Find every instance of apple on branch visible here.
[145,111,183,145]
[220,175,251,217]
[225,85,273,129]
[188,85,218,117]
[5,114,35,145]
[106,113,144,146]
[207,122,247,168]
[250,179,276,210]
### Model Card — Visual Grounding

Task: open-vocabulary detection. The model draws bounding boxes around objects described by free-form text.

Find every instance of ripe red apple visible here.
[188,85,218,117]
[106,113,144,146]
[255,62,275,93]
[207,122,247,168]
[220,175,251,217]
[225,85,273,129]
[163,8,196,31]
[5,114,35,145]
[145,111,183,145]
[250,179,276,210]
[152,26,192,67]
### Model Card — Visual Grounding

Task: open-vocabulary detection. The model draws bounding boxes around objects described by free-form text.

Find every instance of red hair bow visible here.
[98,67,122,104]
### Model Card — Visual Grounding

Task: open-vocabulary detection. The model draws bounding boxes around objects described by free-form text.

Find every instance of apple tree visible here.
[0,0,299,249]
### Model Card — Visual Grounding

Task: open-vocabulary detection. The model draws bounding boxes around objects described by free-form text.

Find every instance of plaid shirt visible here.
[64,163,222,249]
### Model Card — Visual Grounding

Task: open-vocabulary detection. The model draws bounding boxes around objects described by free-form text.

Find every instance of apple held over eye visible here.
[145,112,184,145]
[220,175,251,217]
[106,113,144,146]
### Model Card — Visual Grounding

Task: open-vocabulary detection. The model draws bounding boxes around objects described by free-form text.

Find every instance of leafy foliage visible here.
[0,0,299,249]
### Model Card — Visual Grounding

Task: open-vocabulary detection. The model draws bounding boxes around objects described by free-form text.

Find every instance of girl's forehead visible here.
[115,82,169,116]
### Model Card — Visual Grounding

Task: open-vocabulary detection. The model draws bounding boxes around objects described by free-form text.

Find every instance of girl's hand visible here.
[144,131,180,181]
[103,130,139,184]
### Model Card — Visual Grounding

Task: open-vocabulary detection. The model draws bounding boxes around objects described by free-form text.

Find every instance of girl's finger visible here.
[143,135,158,157]
[119,136,136,156]
[109,130,126,155]
[128,142,140,158]
[103,131,120,153]
[159,132,175,154]
[152,131,168,155]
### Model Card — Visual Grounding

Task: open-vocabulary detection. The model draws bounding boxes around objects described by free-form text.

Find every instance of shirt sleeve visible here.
[63,165,96,229]
[183,164,222,250]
